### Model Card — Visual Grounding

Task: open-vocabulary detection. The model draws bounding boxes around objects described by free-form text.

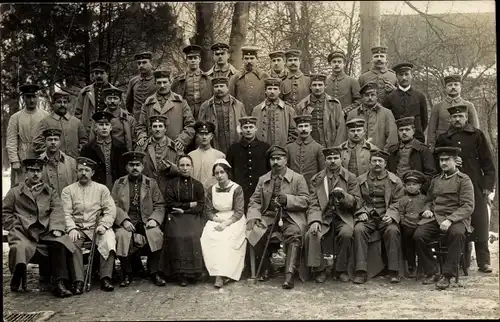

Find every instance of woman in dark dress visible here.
[160,155,206,286]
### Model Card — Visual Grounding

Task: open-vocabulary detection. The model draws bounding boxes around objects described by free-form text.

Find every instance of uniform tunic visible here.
[325,72,361,110]
[229,69,269,116]
[32,112,88,158]
[160,176,205,277]
[269,69,288,81]
[396,141,412,178]
[126,74,156,121]
[39,151,77,197]
[226,138,270,210]
[206,64,238,79]
[358,67,397,103]
[382,86,428,143]
[188,147,225,189]
[280,71,311,109]
[309,95,325,144]
[346,103,398,151]
[171,70,213,120]
[339,139,378,177]
[252,99,297,148]
[286,136,325,186]
[426,97,479,148]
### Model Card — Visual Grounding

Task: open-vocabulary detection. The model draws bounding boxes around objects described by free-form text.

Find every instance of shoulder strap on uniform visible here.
[171,92,183,102]
[118,177,126,185]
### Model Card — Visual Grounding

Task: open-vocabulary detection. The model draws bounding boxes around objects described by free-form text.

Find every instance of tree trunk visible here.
[299,2,312,74]
[83,3,92,84]
[194,2,215,72]
[360,1,380,73]
[345,1,357,74]
[228,2,249,70]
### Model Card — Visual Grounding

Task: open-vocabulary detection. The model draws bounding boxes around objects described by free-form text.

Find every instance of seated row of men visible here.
[3,135,474,297]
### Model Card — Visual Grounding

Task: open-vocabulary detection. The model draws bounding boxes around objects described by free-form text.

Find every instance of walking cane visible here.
[83,209,104,292]
[255,205,283,281]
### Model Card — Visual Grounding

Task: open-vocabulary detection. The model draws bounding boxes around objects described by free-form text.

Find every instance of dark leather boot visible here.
[72,281,84,295]
[282,243,300,289]
[120,274,131,287]
[151,273,166,286]
[10,264,26,292]
[100,277,114,292]
[52,279,73,298]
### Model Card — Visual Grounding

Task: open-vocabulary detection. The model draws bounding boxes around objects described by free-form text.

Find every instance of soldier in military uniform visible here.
[229,46,269,116]
[136,70,195,153]
[268,50,288,80]
[126,52,157,121]
[88,88,136,151]
[251,78,297,147]
[80,111,128,191]
[74,61,117,135]
[427,75,480,150]
[112,151,167,287]
[305,147,361,283]
[206,42,238,79]
[358,46,397,104]
[382,63,428,143]
[346,82,398,151]
[33,91,88,159]
[171,45,213,120]
[414,147,474,290]
[353,150,405,284]
[387,116,437,187]
[296,74,347,147]
[7,84,48,186]
[246,145,310,289]
[338,118,378,177]
[3,158,75,297]
[280,49,311,110]
[286,115,325,186]
[436,105,496,273]
[198,77,247,155]
[325,49,361,115]
[226,116,271,211]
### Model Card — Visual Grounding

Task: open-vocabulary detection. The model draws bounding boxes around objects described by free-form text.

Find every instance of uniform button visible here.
[249,152,252,155]
[249,175,252,178]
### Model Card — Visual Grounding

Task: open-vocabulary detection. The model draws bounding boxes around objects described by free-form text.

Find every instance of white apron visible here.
[200,182,247,280]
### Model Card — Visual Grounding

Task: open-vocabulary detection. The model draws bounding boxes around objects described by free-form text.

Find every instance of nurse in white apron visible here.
[200,159,247,288]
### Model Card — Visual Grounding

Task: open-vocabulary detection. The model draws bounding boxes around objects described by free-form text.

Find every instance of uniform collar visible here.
[140,73,154,81]
[214,94,231,104]
[52,112,71,120]
[40,151,66,162]
[214,64,229,72]
[399,139,414,149]
[442,169,460,179]
[371,66,388,74]
[239,137,258,147]
[187,69,202,77]
[296,136,314,145]
[287,70,304,79]
[265,99,284,108]
[444,95,462,104]
[310,94,325,103]
[369,170,388,180]
[97,137,112,145]
[331,71,345,80]
[152,136,168,147]
[398,85,412,93]
[360,102,381,112]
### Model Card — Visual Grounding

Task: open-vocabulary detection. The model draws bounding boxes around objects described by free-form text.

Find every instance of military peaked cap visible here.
[149,115,168,126]
[92,111,114,123]
[266,145,287,159]
[153,70,171,79]
[370,149,390,161]
[392,62,414,73]
[211,42,230,51]
[134,51,153,60]
[241,46,260,56]
[264,78,281,87]
[102,88,123,99]
[123,151,146,163]
[371,46,387,54]
[52,91,70,102]
[294,114,313,125]
[322,147,342,157]
[346,118,366,129]
[238,116,258,126]
[443,74,462,84]
[395,116,415,128]
[285,49,302,58]
[327,50,346,63]
[22,158,46,170]
[447,104,468,115]
[42,128,62,138]
[194,121,215,134]
[269,50,286,59]
[310,74,327,83]
[19,84,41,95]
[211,77,229,86]
[90,61,111,72]
[360,81,378,95]
[434,146,461,157]
[183,45,202,56]
[402,170,426,184]
[76,157,97,169]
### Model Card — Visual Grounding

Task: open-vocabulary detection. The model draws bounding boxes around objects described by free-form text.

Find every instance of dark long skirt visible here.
[159,213,205,278]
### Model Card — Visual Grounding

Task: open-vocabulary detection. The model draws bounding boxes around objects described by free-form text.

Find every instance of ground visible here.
[2,239,499,320]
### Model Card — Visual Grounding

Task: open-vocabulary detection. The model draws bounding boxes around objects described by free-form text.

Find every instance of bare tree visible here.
[359,1,381,73]
[194,2,215,72]
[228,2,250,70]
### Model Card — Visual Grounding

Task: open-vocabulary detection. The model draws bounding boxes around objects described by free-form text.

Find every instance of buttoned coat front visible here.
[39,151,77,196]
[229,69,270,115]
[252,99,297,147]
[3,182,76,272]
[295,94,347,147]
[198,95,247,154]
[171,72,213,119]
[112,175,166,257]
[286,137,325,186]
[280,72,311,108]
[325,73,361,110]
[136,92,195,148]
[338,139,379,177]
[73,83,118,134]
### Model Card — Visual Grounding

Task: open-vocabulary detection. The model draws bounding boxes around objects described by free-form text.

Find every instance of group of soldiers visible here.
[3,42,496,297]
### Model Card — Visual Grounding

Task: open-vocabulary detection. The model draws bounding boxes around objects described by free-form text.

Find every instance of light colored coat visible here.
[338,139,379,177]
[112,175,166,257]
[295,94,347,147]
[39,151,77,196]
[2,182,75,272]
[252,99,297,147]
[61,181,117,260]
